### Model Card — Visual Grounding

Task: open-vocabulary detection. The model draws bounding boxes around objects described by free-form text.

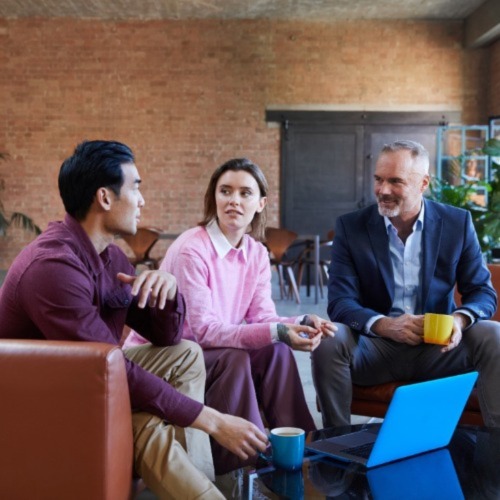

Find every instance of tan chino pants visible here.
[125,340,224,499]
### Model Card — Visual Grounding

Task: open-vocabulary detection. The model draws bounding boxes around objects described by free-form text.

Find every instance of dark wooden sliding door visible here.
[266,111,460,238]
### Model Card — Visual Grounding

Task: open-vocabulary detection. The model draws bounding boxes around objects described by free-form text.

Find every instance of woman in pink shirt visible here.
[159,158,336,474]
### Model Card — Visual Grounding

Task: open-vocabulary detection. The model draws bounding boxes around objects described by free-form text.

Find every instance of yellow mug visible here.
[423,313,454,345]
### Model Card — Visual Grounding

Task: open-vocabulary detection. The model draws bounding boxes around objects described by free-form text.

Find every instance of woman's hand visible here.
[302,314,337,339]
[277,323,322,352]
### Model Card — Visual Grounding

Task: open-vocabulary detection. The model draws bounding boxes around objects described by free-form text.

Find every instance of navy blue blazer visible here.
[327,199,497,332]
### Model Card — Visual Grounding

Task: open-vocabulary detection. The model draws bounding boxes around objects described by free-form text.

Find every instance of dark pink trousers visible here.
[203,343,316,474]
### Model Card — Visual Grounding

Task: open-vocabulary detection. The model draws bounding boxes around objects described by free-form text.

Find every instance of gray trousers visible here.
[311,320,500,428]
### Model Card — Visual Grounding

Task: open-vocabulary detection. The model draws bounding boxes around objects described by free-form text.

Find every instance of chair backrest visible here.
[489,264,500,321]
[454,263,500,322]
[265,227,298,262]
[0,340,133,500]
[122,227,161,262]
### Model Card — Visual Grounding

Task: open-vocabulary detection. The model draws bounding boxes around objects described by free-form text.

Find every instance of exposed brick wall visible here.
[490,39,500,117]
[0,18,493,268]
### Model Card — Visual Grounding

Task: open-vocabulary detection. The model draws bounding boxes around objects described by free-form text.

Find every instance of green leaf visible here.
[483,138,500,157]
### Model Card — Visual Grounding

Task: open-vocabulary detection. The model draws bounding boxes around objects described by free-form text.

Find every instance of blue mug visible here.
[265,427,305,471]
[271,469,304,499]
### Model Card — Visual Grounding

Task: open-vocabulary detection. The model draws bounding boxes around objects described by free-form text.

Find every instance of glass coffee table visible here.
[243,423,500,499]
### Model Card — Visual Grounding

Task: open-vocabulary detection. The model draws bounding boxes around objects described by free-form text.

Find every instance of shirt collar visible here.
[206,219,247,261]
[62,213,108,274]
[383,201,425,233]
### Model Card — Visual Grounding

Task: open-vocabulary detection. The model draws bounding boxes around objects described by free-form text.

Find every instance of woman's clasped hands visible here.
[279,314,336,352]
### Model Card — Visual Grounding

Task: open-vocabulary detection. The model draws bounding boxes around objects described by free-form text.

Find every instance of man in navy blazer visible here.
[312,140,500,428]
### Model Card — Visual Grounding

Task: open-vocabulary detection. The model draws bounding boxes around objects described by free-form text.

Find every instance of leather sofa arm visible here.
[0,339,133,500]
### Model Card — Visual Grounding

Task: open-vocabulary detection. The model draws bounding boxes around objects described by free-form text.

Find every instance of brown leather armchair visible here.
[0,340,134,500]
[351,382,482,426]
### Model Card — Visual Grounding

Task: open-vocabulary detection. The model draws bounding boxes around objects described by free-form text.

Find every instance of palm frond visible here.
[0,151,41,237]
[9,212,42,235]
[0,210,9,236]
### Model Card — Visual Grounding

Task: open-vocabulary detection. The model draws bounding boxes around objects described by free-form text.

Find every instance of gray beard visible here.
[377,204,400,218]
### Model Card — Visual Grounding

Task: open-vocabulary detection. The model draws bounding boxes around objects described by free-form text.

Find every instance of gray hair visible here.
[380,140,429,174]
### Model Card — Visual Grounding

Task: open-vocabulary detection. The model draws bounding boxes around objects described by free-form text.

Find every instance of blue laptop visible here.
[306,372,478,468]
[367,448,464,499]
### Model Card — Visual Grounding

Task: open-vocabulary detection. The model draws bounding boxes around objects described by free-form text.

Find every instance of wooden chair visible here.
[265,227,301,303]
[296,229,334,299]
[122,227,162,270]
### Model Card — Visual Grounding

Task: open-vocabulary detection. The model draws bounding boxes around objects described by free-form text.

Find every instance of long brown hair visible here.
[199,158,268,241]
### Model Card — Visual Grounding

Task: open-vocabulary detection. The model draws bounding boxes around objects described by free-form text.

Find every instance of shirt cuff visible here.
[454,308,476,331]
[270,322,279,342]
[364,315,384,336]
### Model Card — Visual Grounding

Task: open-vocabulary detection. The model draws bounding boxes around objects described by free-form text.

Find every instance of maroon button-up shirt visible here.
[0,214,203,427]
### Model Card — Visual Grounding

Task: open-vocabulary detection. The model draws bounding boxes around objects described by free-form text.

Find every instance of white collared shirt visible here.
[206,219,248,262]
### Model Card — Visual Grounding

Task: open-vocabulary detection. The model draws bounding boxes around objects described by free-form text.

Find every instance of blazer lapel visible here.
[421,200,442,309]
[367,209,394,303]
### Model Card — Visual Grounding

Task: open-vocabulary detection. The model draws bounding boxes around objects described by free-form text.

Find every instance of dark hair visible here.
[58,140,134,220]
[199,158,268,241]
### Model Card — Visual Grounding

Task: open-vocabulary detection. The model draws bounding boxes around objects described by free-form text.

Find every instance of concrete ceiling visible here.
[0,0,489,21]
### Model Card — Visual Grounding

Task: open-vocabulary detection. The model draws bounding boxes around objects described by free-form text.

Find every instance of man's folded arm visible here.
[22,258,203,427]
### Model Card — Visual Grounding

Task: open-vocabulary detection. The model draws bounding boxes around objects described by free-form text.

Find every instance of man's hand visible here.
[372,314,424,345]
[192,407,268,461]
[441,315,465,353]
[117,270,177,309]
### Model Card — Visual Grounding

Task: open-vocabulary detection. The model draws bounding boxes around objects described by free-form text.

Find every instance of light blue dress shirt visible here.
[365,206,424,334]
[386,208,424,317]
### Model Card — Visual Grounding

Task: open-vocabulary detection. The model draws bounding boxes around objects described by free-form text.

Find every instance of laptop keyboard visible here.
[342,442,374,458]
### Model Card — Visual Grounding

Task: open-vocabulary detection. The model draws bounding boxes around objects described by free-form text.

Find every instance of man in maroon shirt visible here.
[0,140,267,498]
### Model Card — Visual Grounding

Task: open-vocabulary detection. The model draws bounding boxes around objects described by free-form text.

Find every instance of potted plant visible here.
[478,139,500,259]
[0,152,41,236]
[427,138,500,261]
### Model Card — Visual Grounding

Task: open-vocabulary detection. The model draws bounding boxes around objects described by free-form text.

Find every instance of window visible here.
[436,125,490,206]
